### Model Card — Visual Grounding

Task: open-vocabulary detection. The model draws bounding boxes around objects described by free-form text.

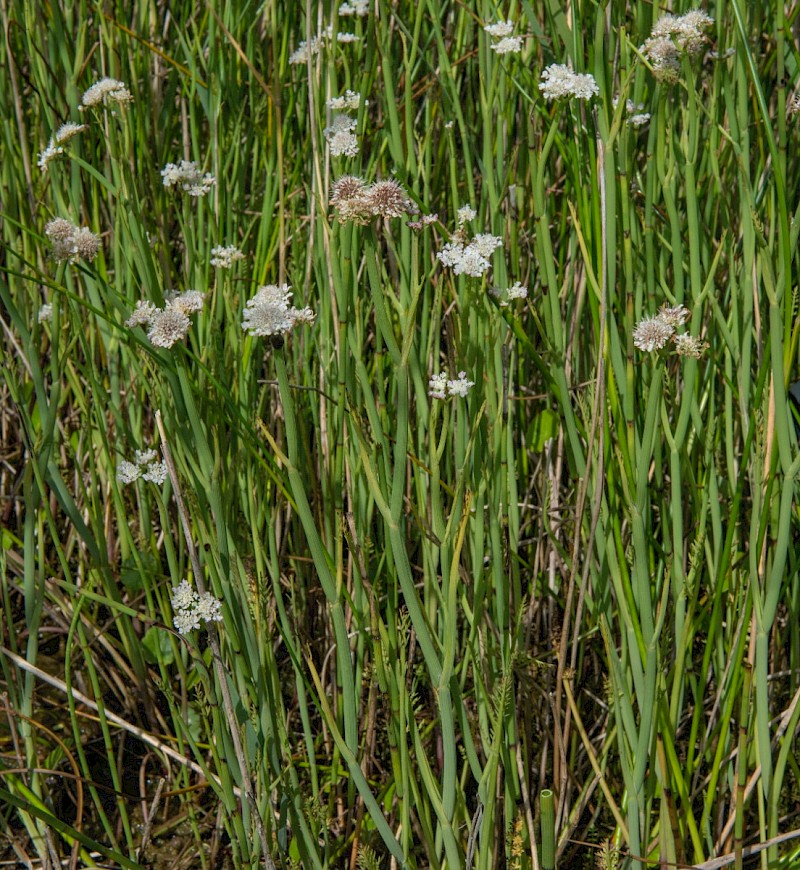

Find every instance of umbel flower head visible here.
[339,0,369,15]
[491,36,524,55]
[484,20,523,55]
[490,281,528,306]
[640,9,714,82]
[80,77,133,109]
[330,176,413,223]
[324,114,359,157]
[327,90,365,111]
[45,218,101,263]
[147,306,191,348]
[632,314,674,351]
[368,180,412,217]
[241,284,315,338]
[125,290,205,349]
[539,64,599,101]
[161,160,216,197]
[429,369,475,400]
[210,245,245,268]
[116,448,168,485]
[484,21,514,38]
[170,579,223,635]
[38,122,87,171]
[289,36,324,65]
[437,233,503,278]
[633,304,706,358]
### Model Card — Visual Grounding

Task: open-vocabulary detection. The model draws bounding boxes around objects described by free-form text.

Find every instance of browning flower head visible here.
[366,180,412,218]
[673,333,707,359]
[658,303,690,328]
[45,218,101,263]
[71,227,102,261]
[331,174,368,202]
[44,218,74,242]
[330,177,412,222]
[330,175,372,223]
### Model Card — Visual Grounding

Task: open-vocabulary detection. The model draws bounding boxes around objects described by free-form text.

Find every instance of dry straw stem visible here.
[562,676,628,842]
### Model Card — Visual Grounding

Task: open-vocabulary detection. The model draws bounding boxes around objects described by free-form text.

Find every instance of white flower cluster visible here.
[210,245,245,269]
[116,448,168,486]
[44,218,101,263]
[633,304,706,358]
[491,281,528,306]
[539,64,599,101]
[484,20,523,55]
[171,579,223,635]
[626,103,651,128]
[327,90,365,111]
[457,205,476,225]
[613,96,651,128]
[339,0,369,15]
[80,77,133,109]
[125,290,205,349]
[289,26,361,64]
[38,122,87,171]
[437,233,503,278]
[161,160,216,197]
[429,370,475,400]
[641,10,713,82]
[324,114,359,157]
[38,304,53,323]
[241,284,315,338]
[289,36,324,65]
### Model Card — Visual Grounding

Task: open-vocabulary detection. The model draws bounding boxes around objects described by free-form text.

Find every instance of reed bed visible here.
[1,1,800,867]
